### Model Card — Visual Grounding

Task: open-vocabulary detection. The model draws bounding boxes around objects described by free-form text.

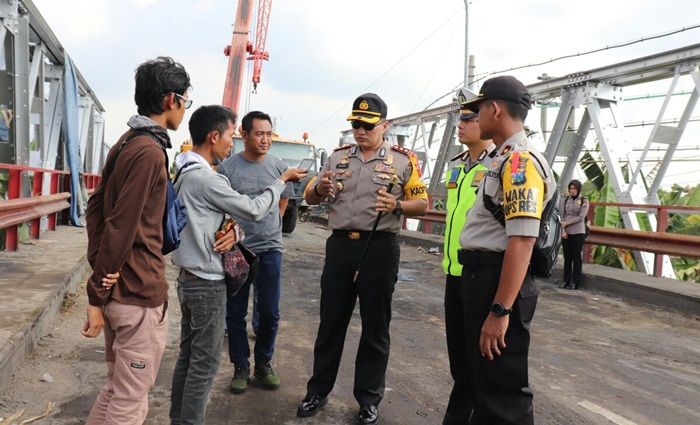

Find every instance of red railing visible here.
[0,164,101,251]
[408,200,700,278]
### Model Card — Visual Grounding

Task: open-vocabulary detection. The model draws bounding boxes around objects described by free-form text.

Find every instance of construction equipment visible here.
[222,0,272,117]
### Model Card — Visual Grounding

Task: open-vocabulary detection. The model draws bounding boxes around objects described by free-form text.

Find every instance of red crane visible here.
[222,0,272,117]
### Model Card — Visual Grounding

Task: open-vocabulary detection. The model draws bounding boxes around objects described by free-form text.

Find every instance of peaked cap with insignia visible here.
[346,93,388,124]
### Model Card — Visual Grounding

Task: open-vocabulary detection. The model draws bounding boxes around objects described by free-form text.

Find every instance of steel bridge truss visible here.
[530,43,700,277]
[339,43,700,277]
[0,0,106,197]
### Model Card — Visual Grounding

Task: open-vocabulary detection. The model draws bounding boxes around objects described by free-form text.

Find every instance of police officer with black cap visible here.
[297,93,428,424]
[458,76,555,424]
[442,89,495,425]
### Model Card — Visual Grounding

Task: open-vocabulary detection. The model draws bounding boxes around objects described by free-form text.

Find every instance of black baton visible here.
[353,176,398,283]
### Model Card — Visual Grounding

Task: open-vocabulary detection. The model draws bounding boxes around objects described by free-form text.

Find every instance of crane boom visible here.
[222,0,255,116]
[248,0,271,91]
[222,0,272,117]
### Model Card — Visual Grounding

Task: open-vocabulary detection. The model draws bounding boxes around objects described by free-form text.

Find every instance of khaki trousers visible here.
[86,300,167,425]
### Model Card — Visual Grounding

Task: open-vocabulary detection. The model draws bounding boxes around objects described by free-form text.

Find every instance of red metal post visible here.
[48,173,59,230]
[30,171,44,239]
[653,207,669,277]
[6,169,21,251]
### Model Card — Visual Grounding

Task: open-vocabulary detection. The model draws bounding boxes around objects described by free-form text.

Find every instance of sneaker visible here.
[254,361,280,390]
[229,366,250,394]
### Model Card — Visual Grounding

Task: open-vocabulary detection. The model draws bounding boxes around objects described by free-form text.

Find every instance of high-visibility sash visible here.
[442,162,487,276]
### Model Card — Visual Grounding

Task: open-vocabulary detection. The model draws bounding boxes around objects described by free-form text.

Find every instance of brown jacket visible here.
[85,129,169,307]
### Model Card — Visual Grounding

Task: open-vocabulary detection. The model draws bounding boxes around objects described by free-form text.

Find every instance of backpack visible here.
[564,195,590,238]
[102,130,187,255]
[483,153,562,278]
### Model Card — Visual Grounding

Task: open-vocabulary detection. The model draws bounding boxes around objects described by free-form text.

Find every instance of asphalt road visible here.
[1,222,699,424]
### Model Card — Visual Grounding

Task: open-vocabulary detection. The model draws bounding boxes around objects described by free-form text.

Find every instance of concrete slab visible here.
[0,226,88,391]
[0,222,698,424]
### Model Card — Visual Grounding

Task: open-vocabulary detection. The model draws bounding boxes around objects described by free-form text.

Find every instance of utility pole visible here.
[463,0,469,88]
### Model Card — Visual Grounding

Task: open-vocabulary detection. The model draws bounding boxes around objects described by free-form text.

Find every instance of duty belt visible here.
[457,249,504,266]
[332,229,396,240]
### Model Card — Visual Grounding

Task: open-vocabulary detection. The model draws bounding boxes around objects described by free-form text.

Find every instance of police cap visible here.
[346,93,388,124]
[464,76,532,113]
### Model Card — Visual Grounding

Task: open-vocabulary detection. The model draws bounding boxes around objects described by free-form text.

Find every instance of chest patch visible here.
[374,163,396,174]
[447,167,461,189]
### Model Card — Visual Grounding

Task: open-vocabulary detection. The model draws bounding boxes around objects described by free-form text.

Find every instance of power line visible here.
[470,22,700,85]
[411,24,459,111]
[424,22,700,109]
[308,7,463,134]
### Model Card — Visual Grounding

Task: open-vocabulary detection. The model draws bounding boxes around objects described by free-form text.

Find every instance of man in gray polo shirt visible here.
[218,110,293,394]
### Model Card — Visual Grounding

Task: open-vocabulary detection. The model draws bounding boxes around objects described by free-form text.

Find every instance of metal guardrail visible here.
[0,163,101,251]
[409,201,700,278]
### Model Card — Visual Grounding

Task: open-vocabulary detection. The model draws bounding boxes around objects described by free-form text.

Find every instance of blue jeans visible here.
[226,250,282,368]
[170,272,226,425]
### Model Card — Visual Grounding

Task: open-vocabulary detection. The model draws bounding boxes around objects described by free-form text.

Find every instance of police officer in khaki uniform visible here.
[297,93,428,425]
[458,76,555,424]
[442,90,495,425]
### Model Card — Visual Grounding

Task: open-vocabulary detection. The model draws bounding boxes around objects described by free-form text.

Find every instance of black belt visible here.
[332,229,396,240]
[458,249,504,266]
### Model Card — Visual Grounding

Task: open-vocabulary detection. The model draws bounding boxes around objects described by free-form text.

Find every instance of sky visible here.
[32,0,700,187]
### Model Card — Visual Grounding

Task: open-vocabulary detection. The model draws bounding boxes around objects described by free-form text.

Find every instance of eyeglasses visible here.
[174,93,192,109]
[351,120,377,131]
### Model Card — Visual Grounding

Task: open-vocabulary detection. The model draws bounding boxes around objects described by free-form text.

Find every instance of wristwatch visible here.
[392,201,403,216]
[490,303,512,317]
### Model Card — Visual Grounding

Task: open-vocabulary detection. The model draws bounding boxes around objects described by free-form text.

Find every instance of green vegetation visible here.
[579,148,700,282]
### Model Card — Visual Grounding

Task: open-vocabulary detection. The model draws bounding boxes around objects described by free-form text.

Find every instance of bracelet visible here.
[313,184,323,197]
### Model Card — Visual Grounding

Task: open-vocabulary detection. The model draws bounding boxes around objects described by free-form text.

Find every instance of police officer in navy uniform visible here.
[458,76,555,424]
[297,93,428,425]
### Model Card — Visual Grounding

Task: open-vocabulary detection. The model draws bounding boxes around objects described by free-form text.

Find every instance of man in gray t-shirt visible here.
[217,111,292,394]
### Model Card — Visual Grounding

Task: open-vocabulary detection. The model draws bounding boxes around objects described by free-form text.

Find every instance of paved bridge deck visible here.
[0,222,699,424]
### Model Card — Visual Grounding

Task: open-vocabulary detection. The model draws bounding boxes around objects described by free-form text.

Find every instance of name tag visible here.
[471,170,485,187]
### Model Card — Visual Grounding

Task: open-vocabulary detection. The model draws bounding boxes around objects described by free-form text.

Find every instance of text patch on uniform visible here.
[501,151,544,220]
[403,154,428,200]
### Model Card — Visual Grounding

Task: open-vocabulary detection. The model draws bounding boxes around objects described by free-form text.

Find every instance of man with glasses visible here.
[297,93,428,425]
[84,56,192,424]
[441,89,495,425]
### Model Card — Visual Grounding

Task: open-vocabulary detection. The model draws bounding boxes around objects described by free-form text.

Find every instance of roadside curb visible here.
[0,254,88,391]
[545,264,700,316]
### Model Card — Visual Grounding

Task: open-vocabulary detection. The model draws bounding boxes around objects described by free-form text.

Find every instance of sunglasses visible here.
[174,93,193,109]
[351,120,378,131]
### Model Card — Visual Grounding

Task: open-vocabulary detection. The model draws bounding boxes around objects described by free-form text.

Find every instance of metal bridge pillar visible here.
[545,82,675,277]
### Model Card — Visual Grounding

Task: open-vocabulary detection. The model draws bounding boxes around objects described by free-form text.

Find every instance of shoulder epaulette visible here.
[334,144,353,151]
[449,150,468,162]
[390,144,412,156]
